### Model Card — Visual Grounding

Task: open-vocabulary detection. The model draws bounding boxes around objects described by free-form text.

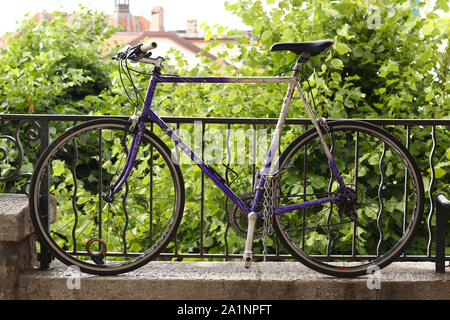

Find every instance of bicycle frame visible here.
[110,59,352,220]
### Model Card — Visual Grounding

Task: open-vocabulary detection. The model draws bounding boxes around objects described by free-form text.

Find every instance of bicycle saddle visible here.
[270,40,334,56]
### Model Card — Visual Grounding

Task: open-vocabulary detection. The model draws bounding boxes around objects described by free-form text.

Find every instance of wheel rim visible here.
[31,121,183,274]
[274,122,423,275]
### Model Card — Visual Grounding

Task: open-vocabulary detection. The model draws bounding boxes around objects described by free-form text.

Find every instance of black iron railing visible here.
[1,114,449,270]
[436,193,450,273]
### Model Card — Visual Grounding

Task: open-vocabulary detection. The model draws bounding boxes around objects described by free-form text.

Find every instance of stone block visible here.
[0,194,32,242]
[0,193,49,299]
[0,234,38,299]
[0,193,56,242]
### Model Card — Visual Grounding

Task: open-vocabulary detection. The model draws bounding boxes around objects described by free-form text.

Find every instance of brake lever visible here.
[112,44,133,61]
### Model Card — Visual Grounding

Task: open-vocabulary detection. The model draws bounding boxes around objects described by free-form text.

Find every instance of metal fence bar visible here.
[173,123,178,255]
[37,119,52,269]
[436,194,450,273]
[427,126,436,257]
[200,122,205,255]
[402,125,410,258]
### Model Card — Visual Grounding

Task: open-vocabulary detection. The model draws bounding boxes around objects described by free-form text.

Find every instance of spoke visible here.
[110,202,148,252]
[113,176,172,196]
[54,194,97,198]
[114,205,150,231]
[52,220,75,235]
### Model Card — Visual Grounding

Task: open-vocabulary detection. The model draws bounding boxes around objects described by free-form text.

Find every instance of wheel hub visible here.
[336,188,358,222]
[102,189,115,203]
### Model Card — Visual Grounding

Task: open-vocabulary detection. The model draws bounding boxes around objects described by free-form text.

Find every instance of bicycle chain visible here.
[262,178,275,261]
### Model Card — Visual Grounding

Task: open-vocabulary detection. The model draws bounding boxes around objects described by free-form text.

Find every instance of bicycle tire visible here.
[273,120,424,277]
[29,118,185,275]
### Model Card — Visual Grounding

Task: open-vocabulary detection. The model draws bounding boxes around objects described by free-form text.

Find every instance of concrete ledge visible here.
[0,194,448,300]
[0,194,33,242]
[16,261,449,300]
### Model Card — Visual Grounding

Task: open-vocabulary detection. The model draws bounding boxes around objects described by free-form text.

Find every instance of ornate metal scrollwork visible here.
[0,120,40,193]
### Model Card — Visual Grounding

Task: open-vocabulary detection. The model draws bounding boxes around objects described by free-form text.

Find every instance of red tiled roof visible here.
[109,15,150,32]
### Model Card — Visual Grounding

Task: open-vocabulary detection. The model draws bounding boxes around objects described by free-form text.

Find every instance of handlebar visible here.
[113,40,165,69]
[140,41,157,53]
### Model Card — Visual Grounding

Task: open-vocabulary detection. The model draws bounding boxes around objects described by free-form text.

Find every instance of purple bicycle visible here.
[29,40,424,277]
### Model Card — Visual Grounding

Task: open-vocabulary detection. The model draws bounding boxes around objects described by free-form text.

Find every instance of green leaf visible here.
[253,19,264,34]
[376,87,386,95]
[419,48,433,61]
[232,105,243,113]
[387,61,399,72]
[422,22,434,36]
[331,58,344,69]
[434,168,446,179]
[323,7,341,18]
[53,161,66,176]
[281,28,294,42]
[336,24,354,39]
[261,30,272,42]
[335,42,350,55]
[352,46,364,57]
[436,0,449,11]
[331,72,341,82]
[425,90,434,102]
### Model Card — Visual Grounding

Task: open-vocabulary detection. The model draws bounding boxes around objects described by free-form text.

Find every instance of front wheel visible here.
[273,121,424,277]
[29,119,185,275]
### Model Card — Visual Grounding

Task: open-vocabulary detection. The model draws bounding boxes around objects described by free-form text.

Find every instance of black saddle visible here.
[270,40,334,57]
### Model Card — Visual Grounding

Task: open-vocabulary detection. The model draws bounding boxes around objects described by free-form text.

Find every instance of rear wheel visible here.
[274,121,424,277]
[29,119,185,275]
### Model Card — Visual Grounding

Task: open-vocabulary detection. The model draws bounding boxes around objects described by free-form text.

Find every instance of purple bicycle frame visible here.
[110,73,348,218]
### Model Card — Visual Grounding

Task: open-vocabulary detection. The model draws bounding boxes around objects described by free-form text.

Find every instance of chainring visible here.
[226,192,264,239]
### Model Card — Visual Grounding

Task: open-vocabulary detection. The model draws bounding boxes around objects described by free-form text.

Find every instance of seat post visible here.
[292,52,310,78]
[292,60,302,78]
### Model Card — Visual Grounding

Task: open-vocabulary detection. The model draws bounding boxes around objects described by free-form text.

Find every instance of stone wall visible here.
[0,194,38,299]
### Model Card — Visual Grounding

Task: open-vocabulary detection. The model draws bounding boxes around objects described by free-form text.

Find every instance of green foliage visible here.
[0,6,116,114]
[220,0,449,119]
